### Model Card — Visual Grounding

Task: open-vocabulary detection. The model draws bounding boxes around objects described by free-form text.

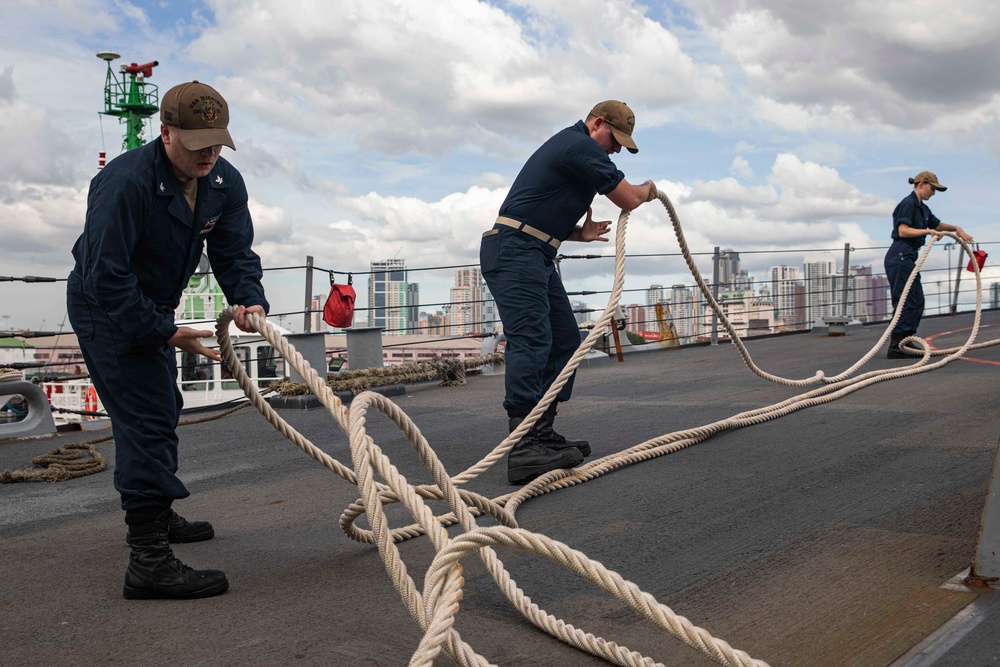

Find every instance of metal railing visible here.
[3,240,998,359]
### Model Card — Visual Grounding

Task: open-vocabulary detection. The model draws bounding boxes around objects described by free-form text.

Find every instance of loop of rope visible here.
[660,193,994,384]
[215,203,766,666]
[215,192,994,666]
[0,392,261,484]
[0,436,110,483]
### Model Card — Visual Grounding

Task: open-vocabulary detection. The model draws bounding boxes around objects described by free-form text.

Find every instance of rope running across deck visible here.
[215,191,995,667]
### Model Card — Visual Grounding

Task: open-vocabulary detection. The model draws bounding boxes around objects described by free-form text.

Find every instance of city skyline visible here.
[298,249,945,343]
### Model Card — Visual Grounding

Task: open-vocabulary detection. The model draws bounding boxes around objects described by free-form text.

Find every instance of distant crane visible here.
[654,301,680,348]
[95,50,160,161]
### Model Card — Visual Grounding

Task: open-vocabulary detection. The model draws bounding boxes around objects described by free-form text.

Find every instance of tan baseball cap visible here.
[160,81,236,151]
[590,100,638,154]
[908,171,946,191]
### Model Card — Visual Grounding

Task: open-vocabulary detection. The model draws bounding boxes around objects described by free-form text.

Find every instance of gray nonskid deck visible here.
[2,310,999,666]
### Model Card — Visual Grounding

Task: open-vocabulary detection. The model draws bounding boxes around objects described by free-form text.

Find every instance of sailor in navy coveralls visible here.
[883,171,971,358]
[67,81,268,599]
[481,101,659,484]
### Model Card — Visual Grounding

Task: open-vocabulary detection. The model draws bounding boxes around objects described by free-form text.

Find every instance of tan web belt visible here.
[487,216,561,249]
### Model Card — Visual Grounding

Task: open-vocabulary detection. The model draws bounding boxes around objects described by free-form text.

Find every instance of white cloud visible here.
[693,0,1000,135]
[187,0,726,156]
[0,82,88,186]
[729,156,753,180]
[0,0,997,328]
[618,153,893,255]
[0,183,88,267]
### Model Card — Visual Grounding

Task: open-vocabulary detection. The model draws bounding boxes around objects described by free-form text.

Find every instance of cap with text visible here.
[908,171,946,191]
[590,100,638,154]
[160,81,236,151]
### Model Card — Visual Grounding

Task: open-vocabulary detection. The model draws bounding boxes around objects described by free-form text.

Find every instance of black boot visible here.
[507,418,583,485]
[123,510,229,600]
[535,409,591,457]
[886,334,909,359]
[167,509,215,543]
[125,508,215,544]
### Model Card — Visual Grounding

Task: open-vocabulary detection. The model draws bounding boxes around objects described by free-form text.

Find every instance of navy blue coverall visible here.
[884,191,939,338]
[480,120,623,418]
[67,137,268,511]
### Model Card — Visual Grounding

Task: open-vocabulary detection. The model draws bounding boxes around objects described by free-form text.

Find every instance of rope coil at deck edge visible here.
[215,191,995,667]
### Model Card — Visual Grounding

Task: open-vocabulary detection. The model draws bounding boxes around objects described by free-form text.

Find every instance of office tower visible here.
[570,300,588,326]
[448,267,483,335]
[646,284,665,333]
[731,269,753,292]
[839,265,889,322]
[625,303,647,334]
[368,258,410,334]
[670,284,699,343]
[407,283,420,333]
[769,265,802,327]
[803,253,838,324]
[310,293,326,331]
[482,279,499,334]
[719,249,740,286]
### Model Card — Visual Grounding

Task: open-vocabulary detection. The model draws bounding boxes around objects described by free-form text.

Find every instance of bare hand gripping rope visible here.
[215,191,990,667]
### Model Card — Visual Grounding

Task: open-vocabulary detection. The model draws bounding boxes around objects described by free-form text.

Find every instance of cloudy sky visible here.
[2,0,999,331]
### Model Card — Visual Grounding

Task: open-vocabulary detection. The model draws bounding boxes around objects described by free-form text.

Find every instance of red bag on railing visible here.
[323,274,356,328]
[966,246,987,272]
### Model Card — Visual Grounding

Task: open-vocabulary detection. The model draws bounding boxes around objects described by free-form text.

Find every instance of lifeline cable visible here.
[216,191,995,667]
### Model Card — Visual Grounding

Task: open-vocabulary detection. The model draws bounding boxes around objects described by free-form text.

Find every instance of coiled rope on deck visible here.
[0,436,110,483]
[0,390,266,484]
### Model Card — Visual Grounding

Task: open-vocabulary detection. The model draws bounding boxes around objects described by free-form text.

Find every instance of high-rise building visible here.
[769,265,802,327]
[624,303,647,334]
[407,283,420,333]
[719,249,740,286]
[731,269,753,292]
[421,311,448,335]
[802,253,838,324]
[702,289,774,339]
[670,284,700,342]
[447,267,483,335]
[645,284,665,333]
[482,279,498,334]
[310,293,326,331]
[570,300,589,326]
[835,265,889,322]
[368,258,411,334]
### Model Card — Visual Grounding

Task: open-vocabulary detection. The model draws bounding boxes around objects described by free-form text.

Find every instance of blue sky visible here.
[1,0,999,330]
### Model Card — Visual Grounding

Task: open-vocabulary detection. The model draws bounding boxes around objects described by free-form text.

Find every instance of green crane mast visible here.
[96,51,159,155]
